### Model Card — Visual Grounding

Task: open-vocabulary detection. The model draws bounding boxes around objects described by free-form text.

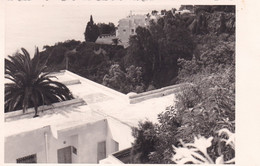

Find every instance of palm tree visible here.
[5,47,73,118]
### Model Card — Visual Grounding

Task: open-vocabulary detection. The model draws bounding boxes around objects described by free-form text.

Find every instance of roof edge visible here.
[5,98,86,121]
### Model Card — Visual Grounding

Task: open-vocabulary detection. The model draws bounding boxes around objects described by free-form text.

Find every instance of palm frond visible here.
[5,47,74,115]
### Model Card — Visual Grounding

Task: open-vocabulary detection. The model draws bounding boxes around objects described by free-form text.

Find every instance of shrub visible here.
[172,128,235,164]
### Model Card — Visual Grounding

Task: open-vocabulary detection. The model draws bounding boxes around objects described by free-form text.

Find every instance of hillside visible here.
[39,5,235,95]
[129,5,235,164]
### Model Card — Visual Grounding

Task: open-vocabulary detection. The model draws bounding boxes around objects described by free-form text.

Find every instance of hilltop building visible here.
[116,12,148,48]
[96,12,150,48]
[4,70,185,164]
[95,9,192,48]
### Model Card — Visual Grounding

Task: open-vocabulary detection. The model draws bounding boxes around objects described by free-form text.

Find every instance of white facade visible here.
[4,70,129,164]
[4,70,184,163]
[5,119,119,163]
[116,14,148,48]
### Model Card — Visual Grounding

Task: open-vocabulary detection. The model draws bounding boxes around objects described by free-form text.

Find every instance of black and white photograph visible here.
[1,0,259,165]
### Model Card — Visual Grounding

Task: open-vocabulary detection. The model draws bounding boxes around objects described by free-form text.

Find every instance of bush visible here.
[172,129,235,164]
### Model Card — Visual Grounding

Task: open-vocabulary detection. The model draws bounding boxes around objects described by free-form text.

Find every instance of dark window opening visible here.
[72,146,77,155]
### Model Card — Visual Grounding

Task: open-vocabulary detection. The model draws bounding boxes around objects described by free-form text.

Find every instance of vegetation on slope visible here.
[130,5,235,164]
[38,6,235,96]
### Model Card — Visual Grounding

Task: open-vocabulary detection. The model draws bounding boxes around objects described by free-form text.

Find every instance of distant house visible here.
[96,12,164,48]
[95,13,148,48]
[116,13,149,48]
[4,70,187,164]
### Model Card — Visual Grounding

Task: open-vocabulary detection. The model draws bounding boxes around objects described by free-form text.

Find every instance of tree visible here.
[126,27,158,84]
[160,9,167,15]
[97,22,116,35]
[151,10,158,16]
[102,64,126,93]
[84,15,100,42]
[5,48,74,117]
[131,121,158,163]
[102,64,145,94]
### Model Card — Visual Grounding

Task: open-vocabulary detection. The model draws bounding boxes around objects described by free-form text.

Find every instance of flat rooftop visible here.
[5,70,178,141]
[50,70,128,105]
[5,103,105,137]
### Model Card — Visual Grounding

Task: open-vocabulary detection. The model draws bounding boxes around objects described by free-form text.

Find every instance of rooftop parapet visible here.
[5,98,86,122]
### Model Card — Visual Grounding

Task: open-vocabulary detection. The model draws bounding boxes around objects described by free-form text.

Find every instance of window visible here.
[131,29,134,34]
[16,154,37,163]
[72,146,77,155]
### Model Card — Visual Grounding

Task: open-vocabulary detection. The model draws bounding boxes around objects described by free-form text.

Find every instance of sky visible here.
[4,0,180,56]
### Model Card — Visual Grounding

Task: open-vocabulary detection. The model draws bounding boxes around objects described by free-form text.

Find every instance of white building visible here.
[4,70,185,163]
[116,13,148,48]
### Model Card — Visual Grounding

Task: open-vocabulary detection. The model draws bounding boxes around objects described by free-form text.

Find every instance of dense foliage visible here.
[40,40,126,84]
[130,5,235,164]
[125,11,194,87]
[103,64,145,94]
[97,22,116,35]
[5,48,73,117]
[34,5,235,95]
[39,9,196,93]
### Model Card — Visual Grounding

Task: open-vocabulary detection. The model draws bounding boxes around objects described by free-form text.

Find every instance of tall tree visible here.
[5,48,74,117]
[126,27,158,84]
[84,15,100,42]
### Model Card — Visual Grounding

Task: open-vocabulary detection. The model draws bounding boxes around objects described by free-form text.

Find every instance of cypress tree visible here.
[84,15,100,42]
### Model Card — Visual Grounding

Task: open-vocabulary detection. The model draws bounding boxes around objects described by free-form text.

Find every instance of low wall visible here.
[129,83,190,104]
[5,98,86,122]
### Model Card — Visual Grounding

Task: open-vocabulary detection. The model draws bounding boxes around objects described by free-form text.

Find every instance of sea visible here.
[4,0,179,57]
